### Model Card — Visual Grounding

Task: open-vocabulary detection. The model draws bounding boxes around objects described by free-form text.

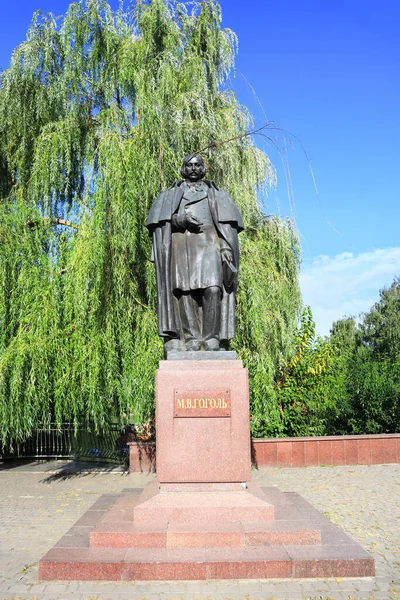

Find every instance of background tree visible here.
[270,307,346,438]
[330,316,360,352]
[359,277,400,357]
[0,0,301,445]
[342,279,400,434]
[271,279,400,439]
[323,280,400,436]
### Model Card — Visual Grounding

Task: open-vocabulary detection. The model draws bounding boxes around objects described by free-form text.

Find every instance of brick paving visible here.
[0,461,399,600]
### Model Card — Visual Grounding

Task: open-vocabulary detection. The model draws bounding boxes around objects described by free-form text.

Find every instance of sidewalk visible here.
[0,461,399,600]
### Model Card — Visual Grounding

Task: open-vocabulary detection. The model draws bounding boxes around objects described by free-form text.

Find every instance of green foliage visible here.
[330,316,360,352]
[272,307,346,437]
[0,0,301,444]
[360,277,400,357]
[345,349,400,434]
[267,277,400,439]
[330,279,400,435]
[254,278,400,439]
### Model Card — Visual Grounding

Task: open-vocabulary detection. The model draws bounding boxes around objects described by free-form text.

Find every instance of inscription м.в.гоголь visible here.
[174,389,231,418]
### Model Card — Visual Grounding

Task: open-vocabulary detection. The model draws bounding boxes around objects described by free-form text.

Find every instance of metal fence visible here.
[1,423,132,463]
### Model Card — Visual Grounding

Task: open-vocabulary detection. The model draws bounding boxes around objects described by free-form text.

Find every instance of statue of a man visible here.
[145,154,244,353]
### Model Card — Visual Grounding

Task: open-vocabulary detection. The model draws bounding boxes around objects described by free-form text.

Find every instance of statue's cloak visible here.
[145,180,244,341]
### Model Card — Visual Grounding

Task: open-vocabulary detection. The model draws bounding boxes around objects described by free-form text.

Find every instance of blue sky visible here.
[1,0,399,335]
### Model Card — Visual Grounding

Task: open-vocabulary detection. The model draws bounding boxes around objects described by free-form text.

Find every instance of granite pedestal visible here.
[39,357,375,580]
[156,359,250,483]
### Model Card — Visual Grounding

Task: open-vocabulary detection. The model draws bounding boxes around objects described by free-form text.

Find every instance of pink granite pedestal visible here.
[156,359,251,483]
[39,358,375,581]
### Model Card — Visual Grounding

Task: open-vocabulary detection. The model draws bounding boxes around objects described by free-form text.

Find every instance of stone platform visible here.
[39,484,374,580]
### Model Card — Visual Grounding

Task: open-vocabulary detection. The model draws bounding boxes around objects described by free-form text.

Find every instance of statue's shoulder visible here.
[208,182,244,230]
[156,183,178,202]
[207,181,235,203]
[145,183,181,229]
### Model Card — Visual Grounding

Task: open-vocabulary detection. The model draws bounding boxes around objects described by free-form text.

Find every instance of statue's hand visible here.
[184,213,203,232]
[221,248,233,262]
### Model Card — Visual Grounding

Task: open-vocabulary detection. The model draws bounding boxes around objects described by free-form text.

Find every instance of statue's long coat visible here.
[145,180,244,341]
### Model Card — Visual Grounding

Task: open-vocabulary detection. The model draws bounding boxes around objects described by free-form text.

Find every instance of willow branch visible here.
[193,122,276,154]
[27,217,79,230]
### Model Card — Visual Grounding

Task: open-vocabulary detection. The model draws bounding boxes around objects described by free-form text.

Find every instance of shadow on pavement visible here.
[0,459,127,482]
[39,462,127,483]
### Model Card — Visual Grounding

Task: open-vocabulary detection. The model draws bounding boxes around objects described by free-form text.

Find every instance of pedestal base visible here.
[39,483,374,581]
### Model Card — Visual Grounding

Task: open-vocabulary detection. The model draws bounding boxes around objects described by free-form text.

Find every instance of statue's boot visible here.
[164,338,183,353]
[203,338,220,351]
[186,339,202,351]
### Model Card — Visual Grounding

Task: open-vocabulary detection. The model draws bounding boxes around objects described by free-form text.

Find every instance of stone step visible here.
[132,484,274,524]
[39,544,374,581]
[90,519,321,549]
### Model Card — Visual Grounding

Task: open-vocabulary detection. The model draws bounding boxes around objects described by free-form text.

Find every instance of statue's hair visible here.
[181,154,207,179]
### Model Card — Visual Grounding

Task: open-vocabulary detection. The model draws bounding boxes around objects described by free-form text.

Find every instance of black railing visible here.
[1,424,132,463]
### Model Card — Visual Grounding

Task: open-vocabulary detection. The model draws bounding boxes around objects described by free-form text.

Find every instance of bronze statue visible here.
[146,155,244,353]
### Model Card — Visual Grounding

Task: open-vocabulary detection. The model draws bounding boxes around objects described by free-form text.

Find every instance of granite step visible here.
[90,519,321,549]
[39,544,374,581]
[132,482,275,524]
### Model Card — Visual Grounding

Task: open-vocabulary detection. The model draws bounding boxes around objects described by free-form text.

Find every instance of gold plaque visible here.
[174,389,231,418]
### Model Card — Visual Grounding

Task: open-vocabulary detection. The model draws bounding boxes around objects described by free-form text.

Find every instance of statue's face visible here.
[183,156,204,182]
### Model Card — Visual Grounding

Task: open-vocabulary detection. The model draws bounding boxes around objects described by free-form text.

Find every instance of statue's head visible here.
[181,154,207,182]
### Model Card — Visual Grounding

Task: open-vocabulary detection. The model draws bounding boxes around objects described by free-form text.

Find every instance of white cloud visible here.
[300,247,400,337]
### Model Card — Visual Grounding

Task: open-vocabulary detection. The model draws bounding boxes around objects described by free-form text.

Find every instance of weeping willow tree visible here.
[0,0,301,444]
